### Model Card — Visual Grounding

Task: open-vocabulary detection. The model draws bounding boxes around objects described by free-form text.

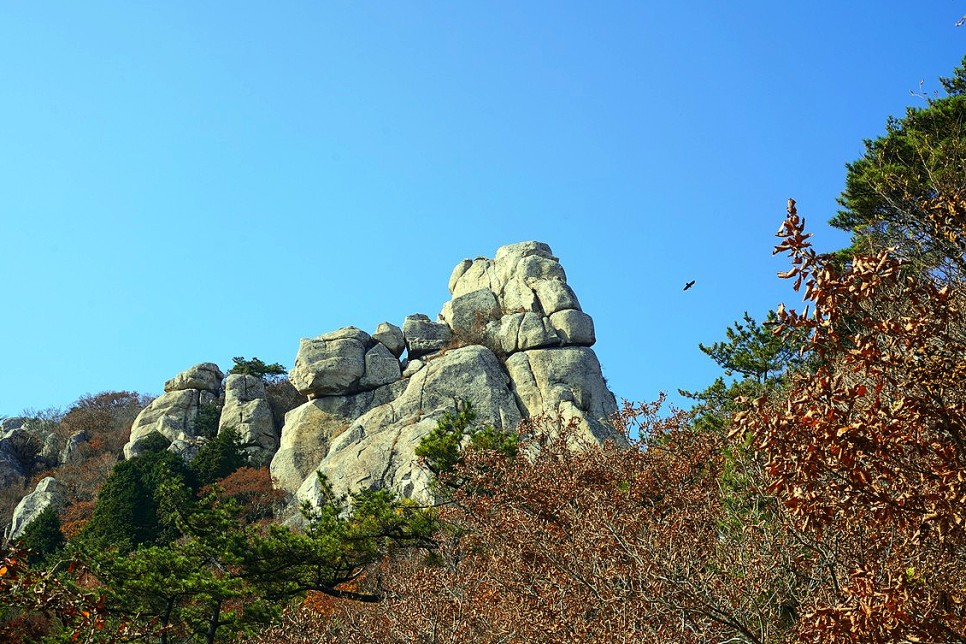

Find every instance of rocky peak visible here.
[119,241,618,509]
[271,241,618,507]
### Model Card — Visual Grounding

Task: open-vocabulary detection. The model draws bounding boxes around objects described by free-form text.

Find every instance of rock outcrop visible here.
[8,476,65,542]
[0,418,27,432]
[0,440,25,488]
[219,374,276,463]
[0,426,33,487]
[123,363,224,459]
[60,431,88,464]
[270,241,619,508]
[164,362,224,393]
[115,242,617,510]
[289,327,402,398]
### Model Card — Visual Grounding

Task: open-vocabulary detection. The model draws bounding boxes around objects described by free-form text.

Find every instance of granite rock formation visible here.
[123,363,224,459]
[7,476,65,542]
[271,241,619,507]
[116,242,618,510]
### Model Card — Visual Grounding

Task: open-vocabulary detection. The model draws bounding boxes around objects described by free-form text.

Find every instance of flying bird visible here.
[683,280,696,291]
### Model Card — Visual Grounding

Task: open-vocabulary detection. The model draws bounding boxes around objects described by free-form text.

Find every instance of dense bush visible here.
[16,505,65,566]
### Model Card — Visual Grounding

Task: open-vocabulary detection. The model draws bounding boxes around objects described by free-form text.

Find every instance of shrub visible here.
[191,426,247,488]
[16,505,65,566]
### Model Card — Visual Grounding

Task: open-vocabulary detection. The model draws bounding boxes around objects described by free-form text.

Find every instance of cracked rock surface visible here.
[274,241,620,507]
[119,242,619,507]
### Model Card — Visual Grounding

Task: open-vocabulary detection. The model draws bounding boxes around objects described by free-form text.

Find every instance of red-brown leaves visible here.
[309,407,801,643]
[738,199,966,641]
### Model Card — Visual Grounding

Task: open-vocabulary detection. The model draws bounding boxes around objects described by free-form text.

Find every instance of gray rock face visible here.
[0,441,25,488]
[505,347,618,443]
[401,358,425,378]
[402,314,453,359]
[220,374,277,461]
[483,311,562,355]
[270,380,407,494]
[0,428,34,486]
[270,401,353,494]
[164,363,224,393]
[289,327,400,398]
[449,241,567,314]
[123,388,219,459]
[60,431,88,464]
[41,433,61,465]
[372,322,405,358]
[9,477,65,541]
[296,345,523,507]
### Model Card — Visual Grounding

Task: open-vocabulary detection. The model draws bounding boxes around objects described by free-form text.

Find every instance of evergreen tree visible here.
[190,426,247,487]
[78,448,193,552]
[415,402,519,492]
[229,356,287,381]
[832,55,966,278]
[16,506,65,566]
[681,311,807,433]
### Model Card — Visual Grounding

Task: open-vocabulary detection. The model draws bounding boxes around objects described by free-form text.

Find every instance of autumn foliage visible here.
[302,406,795,643]
[735,199,966,641]
[248,197,966,643]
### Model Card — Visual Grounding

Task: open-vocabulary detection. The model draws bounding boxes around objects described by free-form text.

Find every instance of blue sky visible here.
[1,3,963,416]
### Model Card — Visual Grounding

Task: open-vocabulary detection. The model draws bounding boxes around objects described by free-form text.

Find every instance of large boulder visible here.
[297,345,523,507]
[271,381,407,494]
[123,388,218,459]
[372,322,405,358]
[289,327,400,398]
[402,315,453,359]
[8,477,65,542]
[360,343,403,390]
[219,374,277,462]
[164,363,224,393]
[439,288,501,342]
[505,347,619,443]
[549,309,596,346]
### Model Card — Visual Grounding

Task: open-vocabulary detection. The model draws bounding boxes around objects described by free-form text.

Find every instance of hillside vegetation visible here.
[4,58,966,642]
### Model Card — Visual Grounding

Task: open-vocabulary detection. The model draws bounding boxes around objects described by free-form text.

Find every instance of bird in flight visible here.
[683,280,696,291]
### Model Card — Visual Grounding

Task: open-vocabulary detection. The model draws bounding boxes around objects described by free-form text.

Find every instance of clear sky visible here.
[1,3,963,417]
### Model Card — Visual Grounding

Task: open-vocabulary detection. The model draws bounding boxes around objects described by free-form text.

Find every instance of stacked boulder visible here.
[219,374,277,464]
[443,241,611,441]
[123,363,225,459]
[115,241,618,511]
[270,241,619,508]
